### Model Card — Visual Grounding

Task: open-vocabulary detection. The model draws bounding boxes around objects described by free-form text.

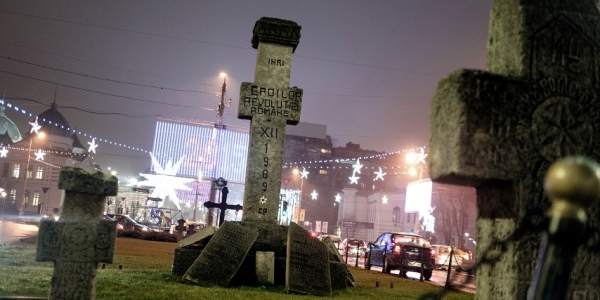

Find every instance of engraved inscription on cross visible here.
[428,3,600,299]
[36,167,118,300]
[238,17,302,223]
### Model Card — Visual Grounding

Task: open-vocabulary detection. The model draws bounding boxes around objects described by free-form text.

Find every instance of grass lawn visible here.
[0,237,474,300]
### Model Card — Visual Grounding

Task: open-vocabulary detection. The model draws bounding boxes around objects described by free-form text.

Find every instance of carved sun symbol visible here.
[259,196,267,204]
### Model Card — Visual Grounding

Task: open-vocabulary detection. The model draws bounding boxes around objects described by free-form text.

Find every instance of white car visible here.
[431,245,465,271]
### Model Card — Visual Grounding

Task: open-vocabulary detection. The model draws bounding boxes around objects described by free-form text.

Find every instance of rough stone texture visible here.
[256,251,275,285]
[322,236,344,262]
[183,221,259,287]
[329,261,349,290]
[36,167,118,300]
[285,222,332,296]
[178,226,217,248]
[239,18,303,223]
[428,1,600,299]
[251,17,301,52]
[171,248,202,277]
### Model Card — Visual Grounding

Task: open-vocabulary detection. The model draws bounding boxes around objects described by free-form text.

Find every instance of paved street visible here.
[0,219,39,245]
[342,255,476,293]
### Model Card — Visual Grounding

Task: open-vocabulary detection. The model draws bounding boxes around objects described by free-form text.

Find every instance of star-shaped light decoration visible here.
[34,149,46,161]
[311,190,318,200]
[87,138,98,154]
[349,173,359,184]
[374,167,386,181]
[300,167,309,179]
[29,117,42,134]
[335,193,341,203]
[417,148,428,165]
[260,196,267,204]
[352,158,363,174]
[0,147,8,158]
[137,153,194,209]
[382,195,388,204]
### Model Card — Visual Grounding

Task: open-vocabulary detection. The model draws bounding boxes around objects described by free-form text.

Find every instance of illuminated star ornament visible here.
[300,167,309,179]
[34,149,46,161]
[417,148,428,165]
[0,147,8,157]
[29,117,42,134]
[137,153,194,209]
[374,167,386,181]
[335,194,341,203]
[349,173,359,184]
[87,138,98,154]
[260,196,267,204]
[311,190,318,200]
[382,195,388,204]
[352,158,363,174]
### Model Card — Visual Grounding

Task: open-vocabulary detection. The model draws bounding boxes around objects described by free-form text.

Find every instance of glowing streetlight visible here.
[20,131,45,215]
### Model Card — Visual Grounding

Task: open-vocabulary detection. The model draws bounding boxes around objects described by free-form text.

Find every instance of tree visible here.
[432,185,476,248]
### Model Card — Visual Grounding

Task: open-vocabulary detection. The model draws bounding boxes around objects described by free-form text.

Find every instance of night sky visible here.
[0,1,492,176]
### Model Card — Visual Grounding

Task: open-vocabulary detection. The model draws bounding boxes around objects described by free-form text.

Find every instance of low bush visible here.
[116,230,177,243]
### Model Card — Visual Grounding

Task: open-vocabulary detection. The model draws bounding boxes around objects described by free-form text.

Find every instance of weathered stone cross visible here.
[203,187,242,226]
[429,1,600,299]
[238,17,302,223]
[36,167,118,300]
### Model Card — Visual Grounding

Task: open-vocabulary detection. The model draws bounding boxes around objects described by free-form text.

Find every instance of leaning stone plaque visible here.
[183,221,259,287]
[178,225,217,248]
[285,222,331,296]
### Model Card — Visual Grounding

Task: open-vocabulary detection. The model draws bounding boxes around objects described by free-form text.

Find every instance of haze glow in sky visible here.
[0,1,492,175]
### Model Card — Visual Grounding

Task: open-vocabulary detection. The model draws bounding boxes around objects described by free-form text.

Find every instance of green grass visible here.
[0,237,474,300]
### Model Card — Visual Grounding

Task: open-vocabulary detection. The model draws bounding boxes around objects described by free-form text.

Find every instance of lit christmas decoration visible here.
[374,167,386,181]
[311,190,318,200]
[87,138,98,154]
[382,195,388,204]
[34,149,46,161]
[417,148,428,165]
[335,193,341,203]
[0,147,8,157]
[29,117,41,134]
[138,153,194,209]
[349,173,359,184]
[260,196,267,204]
[352,158,363,174]
[300,167,309,179]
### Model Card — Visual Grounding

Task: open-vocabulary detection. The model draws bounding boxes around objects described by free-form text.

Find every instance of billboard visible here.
[404,179,433,213]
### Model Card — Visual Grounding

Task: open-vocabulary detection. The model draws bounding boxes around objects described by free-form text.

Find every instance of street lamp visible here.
[20,131,45,215]
[216,72,228,127]
[0,188,7,215]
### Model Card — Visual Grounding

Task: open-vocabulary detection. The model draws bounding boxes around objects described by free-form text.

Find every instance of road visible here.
[342,254,476,293]
[0,219,39,245]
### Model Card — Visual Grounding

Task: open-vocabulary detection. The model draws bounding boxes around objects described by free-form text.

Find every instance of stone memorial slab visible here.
[285,222,331,296]
[183,221,259,287]
[178,225,217,248]
[428,1,600,299]
[256,251,275,285]
[36,167,118,300]
[239,17,303,223]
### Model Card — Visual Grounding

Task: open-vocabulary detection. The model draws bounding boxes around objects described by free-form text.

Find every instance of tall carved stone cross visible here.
[36,167,118,300]
[238,17,302,223]
[429,2,600,299]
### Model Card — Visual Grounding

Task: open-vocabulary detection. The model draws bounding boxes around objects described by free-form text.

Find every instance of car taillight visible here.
[393,245,401,254]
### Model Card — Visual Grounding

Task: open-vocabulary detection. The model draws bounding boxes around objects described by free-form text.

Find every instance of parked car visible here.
[102,214,124,230]
[107,214,149,232]
[365,232,435,280]
[342,238,367,257]
[431,245,463,270]
[318,234,342,250]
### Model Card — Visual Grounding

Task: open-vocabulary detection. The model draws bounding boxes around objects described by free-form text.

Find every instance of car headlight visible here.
[142,226,149,231]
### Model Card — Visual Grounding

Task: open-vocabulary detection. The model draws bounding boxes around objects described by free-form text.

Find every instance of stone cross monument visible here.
[428,1,600,299]
[36,167,118,300]
[238,17,302,223]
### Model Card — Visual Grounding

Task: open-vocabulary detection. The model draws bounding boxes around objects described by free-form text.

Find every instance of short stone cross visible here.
[203,187,242,226]
[36,167,118,300]
[428,1,600,299]
[238,17,302,223]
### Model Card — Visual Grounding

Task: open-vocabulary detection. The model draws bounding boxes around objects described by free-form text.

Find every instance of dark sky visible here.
[0,1,492,176]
